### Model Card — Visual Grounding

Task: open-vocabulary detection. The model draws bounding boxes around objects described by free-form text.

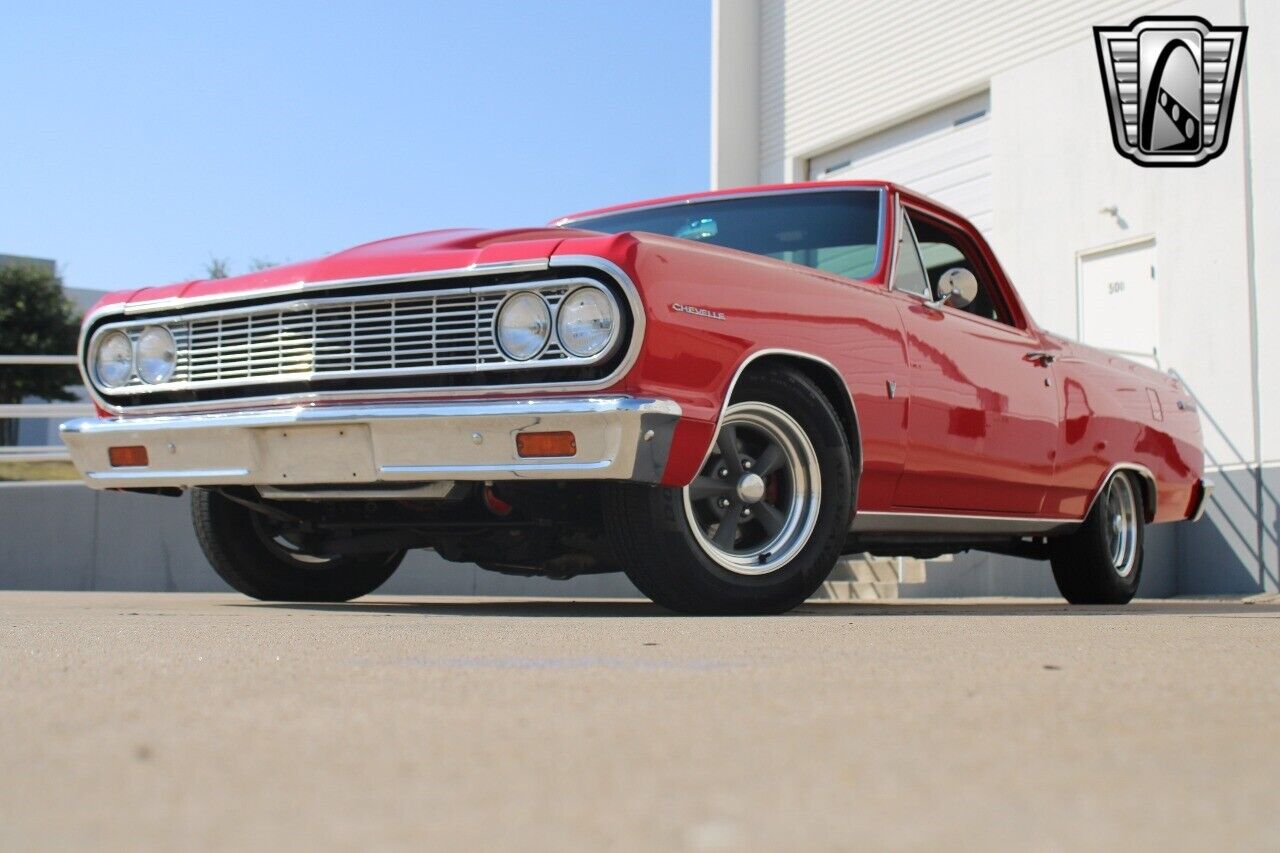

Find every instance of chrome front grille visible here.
[90,277,618,398]
[182,290,515,382]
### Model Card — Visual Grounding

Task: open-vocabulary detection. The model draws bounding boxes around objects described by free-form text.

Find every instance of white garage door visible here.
[807,92,993,234]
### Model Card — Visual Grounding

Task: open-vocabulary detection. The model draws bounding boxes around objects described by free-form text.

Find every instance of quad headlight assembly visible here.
[495,285,619,363]
[91,325,178,389]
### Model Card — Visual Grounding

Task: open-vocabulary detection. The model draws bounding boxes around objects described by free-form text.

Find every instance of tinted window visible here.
[566,190,882,281]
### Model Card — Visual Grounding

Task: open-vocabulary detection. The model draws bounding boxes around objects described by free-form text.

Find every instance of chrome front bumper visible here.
[60,397,681,491]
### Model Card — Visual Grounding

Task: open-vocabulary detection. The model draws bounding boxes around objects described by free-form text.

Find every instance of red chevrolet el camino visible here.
[62,182,1212,613]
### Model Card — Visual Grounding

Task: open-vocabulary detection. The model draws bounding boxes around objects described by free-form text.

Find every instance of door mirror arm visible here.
[924,291,954,311]
[924,267,979,312]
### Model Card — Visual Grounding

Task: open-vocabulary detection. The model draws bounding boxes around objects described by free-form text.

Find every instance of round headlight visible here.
[93,331,134,389]
[556,287,616,358]
[136,326,177,385]
[496,292,551,361]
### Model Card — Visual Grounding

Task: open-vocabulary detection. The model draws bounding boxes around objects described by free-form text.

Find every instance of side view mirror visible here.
[927,267,978,310]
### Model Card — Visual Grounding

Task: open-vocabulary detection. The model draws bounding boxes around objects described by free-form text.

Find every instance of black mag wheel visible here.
[191,488,404,602]
[604,367,853,615]
[682,401,822,576]
[1050,471,1145,605]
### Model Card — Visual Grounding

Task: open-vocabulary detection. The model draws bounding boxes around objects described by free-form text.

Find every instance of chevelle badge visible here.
[671,303,726,321]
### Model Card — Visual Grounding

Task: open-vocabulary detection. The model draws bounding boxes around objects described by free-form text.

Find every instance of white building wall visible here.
[991,0,1255,470]
[1245,0,1278,464]
[713,0,1277,591]
[753,0,1175,184]
[714,0,1273,471]
[711,0,762,190]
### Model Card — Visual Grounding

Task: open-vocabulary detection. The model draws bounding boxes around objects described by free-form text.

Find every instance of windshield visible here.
[564,189,883,281]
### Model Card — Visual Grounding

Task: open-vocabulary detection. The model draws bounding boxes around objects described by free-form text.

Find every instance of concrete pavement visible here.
[1,592,1278,850]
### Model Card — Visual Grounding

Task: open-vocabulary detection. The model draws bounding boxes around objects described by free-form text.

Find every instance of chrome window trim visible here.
[79,256,647,416]
[557,186,888,285]
[85,276,624,399]
[889,203,933,301]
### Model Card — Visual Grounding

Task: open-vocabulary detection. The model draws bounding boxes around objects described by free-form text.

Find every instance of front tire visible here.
[1050,472,1145,604]
[191,488,404,602]
[604,368,854,614]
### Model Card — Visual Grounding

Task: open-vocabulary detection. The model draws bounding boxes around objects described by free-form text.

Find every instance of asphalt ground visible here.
[1,592,1278,851]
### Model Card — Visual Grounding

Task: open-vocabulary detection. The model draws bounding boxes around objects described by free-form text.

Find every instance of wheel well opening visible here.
[1120,468,1159,522]
[737,354,862,474]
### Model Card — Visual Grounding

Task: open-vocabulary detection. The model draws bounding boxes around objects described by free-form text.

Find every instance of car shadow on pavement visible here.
[230,598,1279,619]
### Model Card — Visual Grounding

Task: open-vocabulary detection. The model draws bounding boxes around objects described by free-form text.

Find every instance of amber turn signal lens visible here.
[515,431,577,458]
[108,445,149,467]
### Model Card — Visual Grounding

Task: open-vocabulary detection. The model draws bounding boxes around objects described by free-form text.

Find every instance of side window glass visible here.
[892,210,931,298]
[905,212,1013,326]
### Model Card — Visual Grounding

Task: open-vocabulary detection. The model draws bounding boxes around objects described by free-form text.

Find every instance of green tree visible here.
[205,257,230,279]
[0,264,82,447]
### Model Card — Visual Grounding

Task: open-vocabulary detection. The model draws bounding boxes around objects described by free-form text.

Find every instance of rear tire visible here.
[191,488,404,602]
[1050,472,1145,604]
[604,368,853,615]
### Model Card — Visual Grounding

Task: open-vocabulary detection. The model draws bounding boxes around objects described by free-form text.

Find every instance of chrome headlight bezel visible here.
[556,286,619,359]
[135,326,177,385]
[92,330,134,389]
[494,291,552,361]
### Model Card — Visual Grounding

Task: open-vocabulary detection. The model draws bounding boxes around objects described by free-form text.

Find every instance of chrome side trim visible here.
[79,256,647,416]
[1082,463,1158,522]
[850,511,1080,536]
[854,464,1158,538]
[696,348,862,477]
[1189,477,1215,522]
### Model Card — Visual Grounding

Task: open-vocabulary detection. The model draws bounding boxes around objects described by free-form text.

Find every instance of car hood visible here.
[97,226,604,312]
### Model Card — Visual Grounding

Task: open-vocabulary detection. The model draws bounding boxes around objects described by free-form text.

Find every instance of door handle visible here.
[1025,351,1056,365]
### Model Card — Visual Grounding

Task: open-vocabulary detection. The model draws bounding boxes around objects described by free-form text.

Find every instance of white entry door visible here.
[1077,239,1159,363]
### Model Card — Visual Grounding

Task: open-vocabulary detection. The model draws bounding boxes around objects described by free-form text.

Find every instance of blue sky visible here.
[1,1,710,291]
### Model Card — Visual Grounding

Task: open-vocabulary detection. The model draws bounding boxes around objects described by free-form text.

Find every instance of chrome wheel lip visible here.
[1104,475,1139,578]
[682,401,821,577]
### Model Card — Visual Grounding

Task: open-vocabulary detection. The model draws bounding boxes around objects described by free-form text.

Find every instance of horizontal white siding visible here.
[758,0,1176,180]
[808,92,993,232]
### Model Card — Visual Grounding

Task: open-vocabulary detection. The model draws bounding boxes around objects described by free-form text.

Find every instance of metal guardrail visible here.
[0,355,87,464]
[0,403,93,418]
[0,355,78,366]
